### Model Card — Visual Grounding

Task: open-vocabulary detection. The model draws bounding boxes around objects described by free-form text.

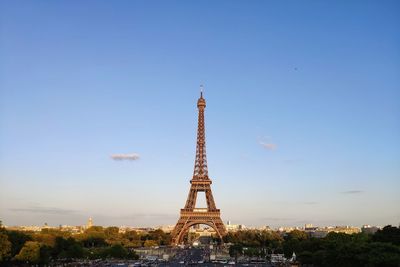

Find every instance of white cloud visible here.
[111,153,140,161]
[260,142,277,150]
[10,206,78,215]
[341,190,364,194]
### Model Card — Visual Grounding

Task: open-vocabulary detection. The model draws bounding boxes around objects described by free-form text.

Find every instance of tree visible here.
[105,227,121,245]
[224,226,400,267]
[105,227,119,237]
[39,245,52,264]
[33,233,56,246]
[85,226,105,235]
[283,238,301,258]
[53,236,84,259]
[80,226,107,247]
[65,242,84,259]
[81,236,107,248]
[6,230,32,258]
[147,229,171,245]
[297,251,313,265]
[287,230,307,241]
[373,225,400,246]
[105,244,128,258]
[14,241,41,263]
[0,231,11,262]
[224,230,283,249]
[40,228,70,238]
[365,242,400,267]
[144,240,158,247]
[229,244,243,261]
[123,230,140,241]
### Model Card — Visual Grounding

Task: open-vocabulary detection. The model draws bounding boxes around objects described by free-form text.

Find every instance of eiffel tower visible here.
[171,88,227,245]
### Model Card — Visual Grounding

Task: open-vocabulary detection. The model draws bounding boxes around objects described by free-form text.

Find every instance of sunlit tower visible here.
[171,87,227,245]
[87,217,93,229]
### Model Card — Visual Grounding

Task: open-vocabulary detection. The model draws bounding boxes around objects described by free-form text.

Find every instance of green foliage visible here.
[4,225,398,265]
[86,226,104,233]
[373,225,400,246]
[81,236,107,248]
[229,244,243,258]
[33,232,57,247]
[0,227,163,264]
[38,244,52,264]
[122,230,143,247]
[243,247,262,257]
[365,242,400,267]
[0,231,11,262]
[225,230,283,258]
[53,236,84,259]
[144,239,158,247]
[76,226,107,247]
[297,250,313,264]
[105,226,119,237]
[227,226,400,267]
[123,230,140,241]
[283,238,301,258]
[105,244,128,258]
[40,228,71,238]
[224,230,283,249]
[283,230,309,257]
[104,226,120,244]
[286,229,308,241]
[152,229,171,245]
[6,230,32,258]
[14,241,41,263]
[286,232,400,267]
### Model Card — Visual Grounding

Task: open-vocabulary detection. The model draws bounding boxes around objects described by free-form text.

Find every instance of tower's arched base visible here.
[171,210,226,245]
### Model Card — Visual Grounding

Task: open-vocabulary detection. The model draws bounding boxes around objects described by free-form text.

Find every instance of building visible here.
[225,222,246,232]
[87,217,93,229]
[361,225,380,234]
[306,225,361,238]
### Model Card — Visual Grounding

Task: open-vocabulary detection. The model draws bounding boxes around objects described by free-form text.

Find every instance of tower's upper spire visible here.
[197,85,206,108]
[193,86,208,180]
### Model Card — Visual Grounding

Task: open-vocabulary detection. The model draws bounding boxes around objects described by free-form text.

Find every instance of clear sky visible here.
[0,1,399,228]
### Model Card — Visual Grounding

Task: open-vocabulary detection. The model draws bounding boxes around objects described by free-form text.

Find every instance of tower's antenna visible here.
[200,84,204,97]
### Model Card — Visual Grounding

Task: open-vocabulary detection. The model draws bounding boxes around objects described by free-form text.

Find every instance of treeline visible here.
[0,223,170,265]
[224,225,400,267]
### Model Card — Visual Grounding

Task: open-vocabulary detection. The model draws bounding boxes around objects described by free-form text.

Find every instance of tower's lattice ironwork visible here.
[171,90,227,245]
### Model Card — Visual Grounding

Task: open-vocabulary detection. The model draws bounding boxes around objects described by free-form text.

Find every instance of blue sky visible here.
[0,1,399,228]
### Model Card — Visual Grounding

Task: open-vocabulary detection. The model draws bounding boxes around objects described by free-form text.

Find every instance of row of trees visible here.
[2,222,400,266]
[0,223,171,265]
[224,225,400,267]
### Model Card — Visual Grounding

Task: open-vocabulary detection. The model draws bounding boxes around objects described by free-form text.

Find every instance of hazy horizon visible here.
[1,1,399,229]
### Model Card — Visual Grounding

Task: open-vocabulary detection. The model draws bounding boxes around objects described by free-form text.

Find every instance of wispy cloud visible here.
[261,217,293,221]
[10,206,78,215]
[119,213,177,220]
[258,135,277,151]
[341,190,364,194]
[259,142,277,150]
[111,153,140,161]
[84,213,177,227]
[302,201,318,205]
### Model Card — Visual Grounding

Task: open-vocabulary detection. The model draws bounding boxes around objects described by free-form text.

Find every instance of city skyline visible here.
[1,1,399,228]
